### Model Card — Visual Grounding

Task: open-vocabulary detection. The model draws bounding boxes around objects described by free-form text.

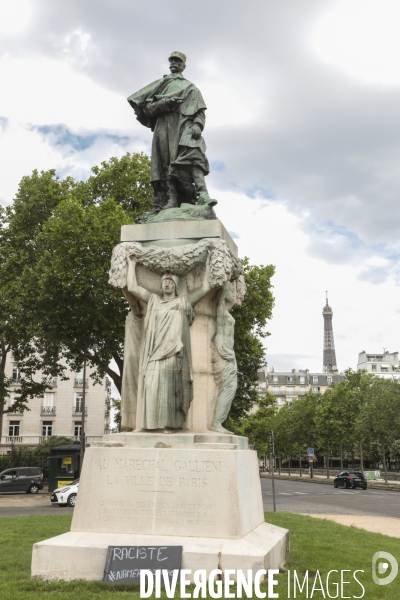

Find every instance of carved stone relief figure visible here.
[126,257,211,431]
[211,281,238,433]
[120,290,145,431]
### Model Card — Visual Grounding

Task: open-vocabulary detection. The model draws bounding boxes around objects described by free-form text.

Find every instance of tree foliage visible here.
[240,369,400,480]
[228,260,275,423]
[0,153,152,435]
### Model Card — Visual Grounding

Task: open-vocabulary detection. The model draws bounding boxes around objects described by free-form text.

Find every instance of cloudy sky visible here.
[2,0,400,373]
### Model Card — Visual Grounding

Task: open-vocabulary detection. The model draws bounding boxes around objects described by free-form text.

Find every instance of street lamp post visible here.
[269,429,276,512]
[72,341,99,476]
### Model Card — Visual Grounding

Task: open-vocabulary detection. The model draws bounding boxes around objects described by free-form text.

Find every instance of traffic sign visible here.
[307,447,314,455]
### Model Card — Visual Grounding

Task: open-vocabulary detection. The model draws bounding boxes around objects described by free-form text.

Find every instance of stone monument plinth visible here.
[31,221,288,582]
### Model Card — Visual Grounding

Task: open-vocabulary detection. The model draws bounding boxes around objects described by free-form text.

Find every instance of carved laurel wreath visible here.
[109,238,246,305]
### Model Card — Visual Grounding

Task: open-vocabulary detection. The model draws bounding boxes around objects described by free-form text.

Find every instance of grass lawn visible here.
[0,513,399,598]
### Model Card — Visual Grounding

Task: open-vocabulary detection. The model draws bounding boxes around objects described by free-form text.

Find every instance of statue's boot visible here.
[163,179,179,210]
[192,167,218,207]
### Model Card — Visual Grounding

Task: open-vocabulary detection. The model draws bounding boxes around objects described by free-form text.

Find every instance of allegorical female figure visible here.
[126,258,211,430]
[211,281,238,433]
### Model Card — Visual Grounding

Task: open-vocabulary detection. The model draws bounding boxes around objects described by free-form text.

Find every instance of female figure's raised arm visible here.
[125,257,151,304]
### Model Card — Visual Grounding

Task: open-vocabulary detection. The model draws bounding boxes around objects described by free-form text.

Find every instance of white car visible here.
[50,479,79,507]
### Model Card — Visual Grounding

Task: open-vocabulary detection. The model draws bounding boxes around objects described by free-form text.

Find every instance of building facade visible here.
[357,350,400,379]
[1,356,111,450]
[258,365,345,408]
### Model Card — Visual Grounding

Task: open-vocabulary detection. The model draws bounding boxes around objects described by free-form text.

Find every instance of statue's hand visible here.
[191,123,202,140]
[166,96,183,110]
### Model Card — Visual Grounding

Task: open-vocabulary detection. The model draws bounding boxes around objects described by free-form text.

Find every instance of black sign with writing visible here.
[102,545,182,584]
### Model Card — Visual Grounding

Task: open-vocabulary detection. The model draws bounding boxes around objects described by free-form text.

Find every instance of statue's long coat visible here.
[128,73,209,182]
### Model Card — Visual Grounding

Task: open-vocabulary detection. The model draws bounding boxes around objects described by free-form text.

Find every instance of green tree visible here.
[110,398,121,432]
[84,153,152,220]
[286,393,319,476]
[0,154,152,435]
[0,170,77,436]
[236,393,277,457]
[358,377,400,482]
[227,261,275,423]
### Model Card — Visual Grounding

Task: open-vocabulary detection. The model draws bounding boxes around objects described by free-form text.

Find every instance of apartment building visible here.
[258,365,344,408]
[1,356,111,450]
[357,350,400,379]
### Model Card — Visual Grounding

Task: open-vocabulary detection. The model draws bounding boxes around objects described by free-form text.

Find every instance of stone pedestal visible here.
[31,220,289,581]
[32,434,289,580]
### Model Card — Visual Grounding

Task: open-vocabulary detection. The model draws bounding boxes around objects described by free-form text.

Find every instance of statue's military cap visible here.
[168,51,186,63]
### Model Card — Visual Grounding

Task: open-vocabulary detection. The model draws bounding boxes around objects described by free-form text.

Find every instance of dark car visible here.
[0,467,44,494]
[334,471,367,490]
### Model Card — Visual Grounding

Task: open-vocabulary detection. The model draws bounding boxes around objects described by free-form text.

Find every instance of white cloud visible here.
[1,0,400,373]
[0,0,32,34]
[312,0,400,87]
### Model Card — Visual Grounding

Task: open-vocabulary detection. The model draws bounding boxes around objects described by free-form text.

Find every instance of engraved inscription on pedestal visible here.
[71,446,263,539]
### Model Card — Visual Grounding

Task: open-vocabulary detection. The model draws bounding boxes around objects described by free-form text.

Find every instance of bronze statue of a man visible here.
[128,52,216,213]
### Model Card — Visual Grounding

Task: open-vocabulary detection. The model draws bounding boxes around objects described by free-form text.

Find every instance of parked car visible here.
[50,480,79,507]
[0,467,43,494]
[333,471,367,490]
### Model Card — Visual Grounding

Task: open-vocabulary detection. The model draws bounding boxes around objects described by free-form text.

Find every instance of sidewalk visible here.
[0,490,50,507]
[310,514,400,538]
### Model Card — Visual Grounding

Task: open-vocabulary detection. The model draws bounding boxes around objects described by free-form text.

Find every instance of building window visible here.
[74,392,83,413]
[42,421,53,437]
[12,364,20,382]
[299,376,305,384]
[286,397,294,403]
[287,376,293,383]
[299,387,306,395]
[287,386,295,394]
[273,376,278,383]
[371,365,377,372]
[312,386,319,393]
[8,421,20,437]
[327,376,332,384]
[271,386,280,394]
[43,392,54,406]
[381,367,388,372]
[313,376,318,384]
[74,422,82,437]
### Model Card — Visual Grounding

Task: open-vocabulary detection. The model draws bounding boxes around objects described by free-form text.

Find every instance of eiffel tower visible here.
[323,292,338,373]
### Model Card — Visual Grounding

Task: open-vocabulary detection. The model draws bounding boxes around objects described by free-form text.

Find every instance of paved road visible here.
[1,479,399,519]
[0,491,73,517]
[0,505,74,517]
[261,477,400,518]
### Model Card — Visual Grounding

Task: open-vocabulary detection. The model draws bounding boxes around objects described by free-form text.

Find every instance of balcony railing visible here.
[41,406,56,416]
[74,378,88,388]
[268,389,306,396]
[72,408,87,416]
[44,377,57,388]
[5,436,22,443]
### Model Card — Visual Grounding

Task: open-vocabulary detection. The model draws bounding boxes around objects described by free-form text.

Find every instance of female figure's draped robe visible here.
[141,294,194,429]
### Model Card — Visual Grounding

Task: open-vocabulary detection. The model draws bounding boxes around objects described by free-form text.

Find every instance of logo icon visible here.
[372,552,398,585]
